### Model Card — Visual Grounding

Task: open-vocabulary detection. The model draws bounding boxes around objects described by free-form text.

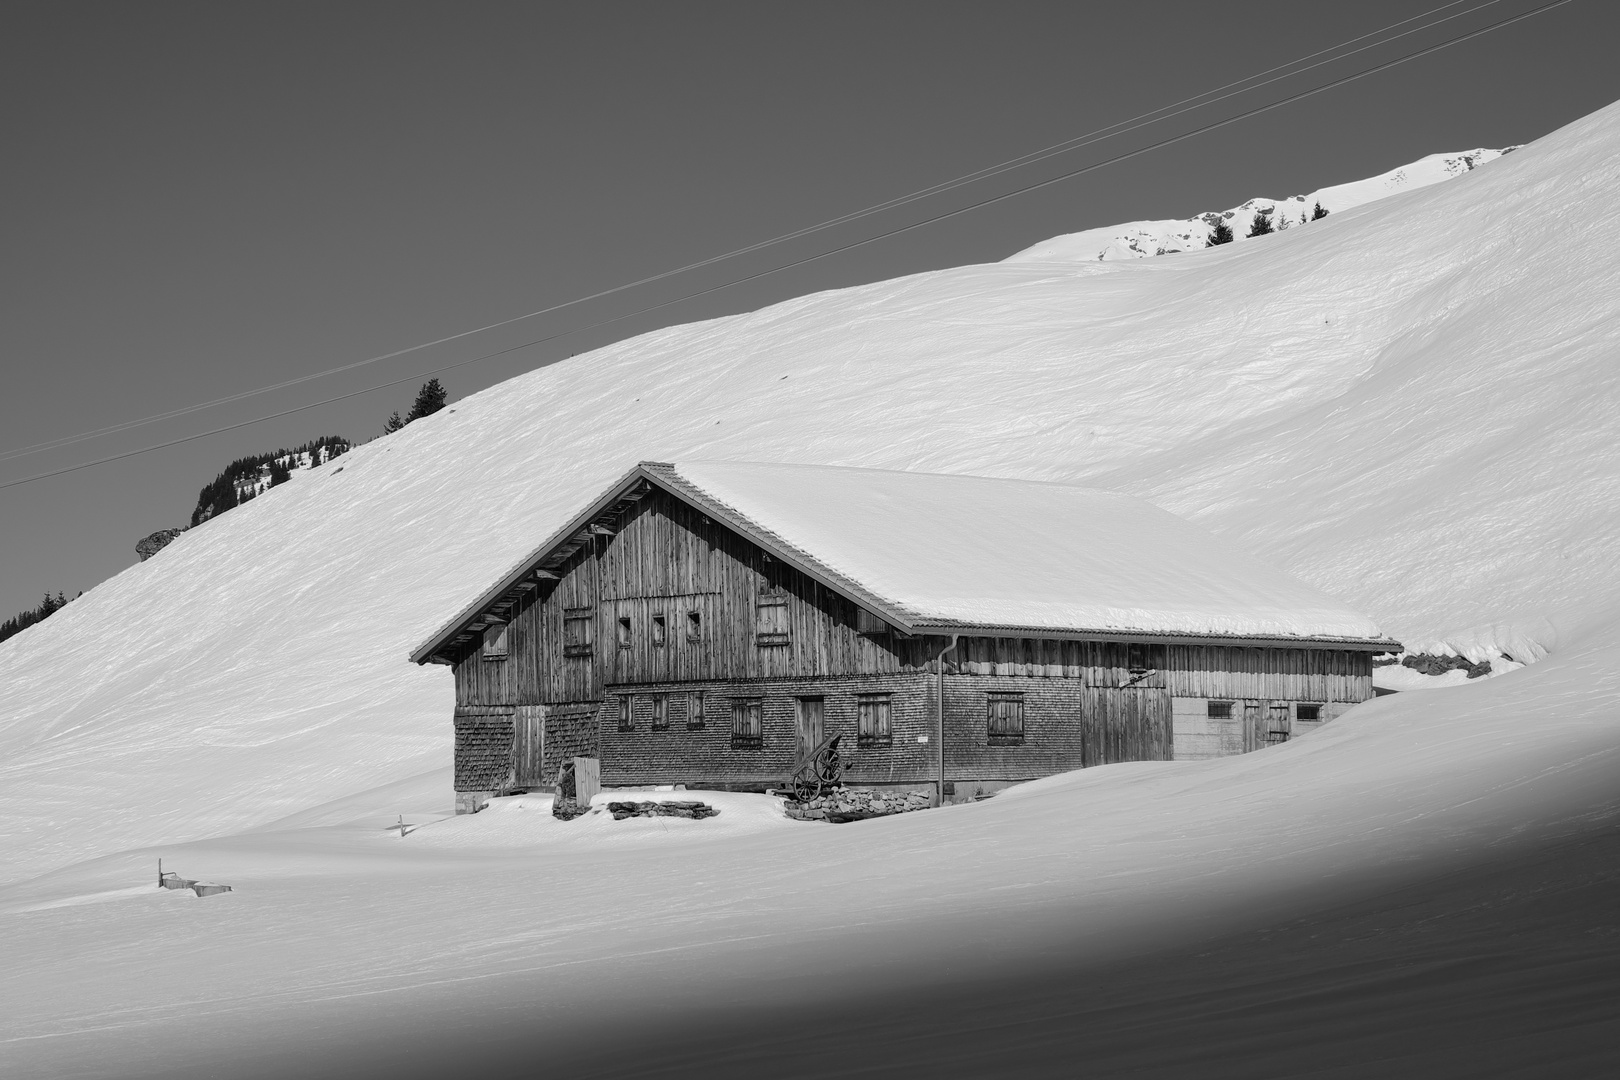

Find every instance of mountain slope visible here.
[2,103,1620,886]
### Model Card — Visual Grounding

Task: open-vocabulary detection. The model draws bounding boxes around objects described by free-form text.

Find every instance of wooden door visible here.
[512,705,545,788]
[1243,699,1267,753]
[796,697,825,760]
[1266,703,1292,746]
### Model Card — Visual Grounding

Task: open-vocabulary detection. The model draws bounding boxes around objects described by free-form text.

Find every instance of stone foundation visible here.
[455,790,494,815]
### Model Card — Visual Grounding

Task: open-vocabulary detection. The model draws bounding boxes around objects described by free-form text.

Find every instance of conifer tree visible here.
[384,411,405,434]
[1206,219,1235,246]
[268,459,291,487]
[406,378,448,422]
[1247,211,1275,237]
[1312,202,1329,220]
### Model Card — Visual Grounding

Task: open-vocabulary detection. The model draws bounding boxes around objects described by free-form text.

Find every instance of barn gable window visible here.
[616,696,633,732]
[652,614,667,647]
[686,691,706,729]
[755,588,789,646]
[650,694,669,730]
[1296,703,1322,721]
[481,621,508,660]
[730,698,763,749]
[1207,700,1234,720]
[617,616,632,649]
[987,693,1025,745]
[857,693,892,747]
[687,610,703,642]
[563,609,593,657]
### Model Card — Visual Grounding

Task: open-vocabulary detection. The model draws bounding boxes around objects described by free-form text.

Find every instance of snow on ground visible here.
[3,94,1620,1077]
[1008,147,1510,261]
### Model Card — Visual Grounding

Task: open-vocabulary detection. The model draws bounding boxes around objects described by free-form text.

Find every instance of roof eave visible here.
[906,621,1400,652]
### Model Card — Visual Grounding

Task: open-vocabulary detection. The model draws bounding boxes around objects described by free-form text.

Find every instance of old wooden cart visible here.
[786,733,842,801]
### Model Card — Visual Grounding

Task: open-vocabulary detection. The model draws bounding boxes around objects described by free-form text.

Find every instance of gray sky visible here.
[3,0,1616,619]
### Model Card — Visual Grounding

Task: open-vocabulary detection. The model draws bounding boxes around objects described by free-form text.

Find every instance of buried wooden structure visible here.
[413,461,1399,812]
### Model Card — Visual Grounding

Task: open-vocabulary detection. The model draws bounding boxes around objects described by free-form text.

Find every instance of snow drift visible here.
[2,100,1620,897]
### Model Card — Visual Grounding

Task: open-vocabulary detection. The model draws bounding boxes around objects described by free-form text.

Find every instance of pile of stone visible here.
[606,800,719,821]
[783,788,932,823]
[551,797,591,821]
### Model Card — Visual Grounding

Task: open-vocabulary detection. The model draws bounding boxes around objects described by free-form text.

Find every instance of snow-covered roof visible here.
[413,460,1392,662]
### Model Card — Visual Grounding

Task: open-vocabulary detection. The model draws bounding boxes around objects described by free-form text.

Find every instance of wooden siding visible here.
[1164,644,1372,702]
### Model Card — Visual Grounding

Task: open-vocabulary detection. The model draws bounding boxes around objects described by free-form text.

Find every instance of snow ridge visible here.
[1007,148,1512,262]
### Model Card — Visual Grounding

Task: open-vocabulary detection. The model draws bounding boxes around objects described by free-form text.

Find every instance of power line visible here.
[0,0,1578,493]
[0,0,1505,466]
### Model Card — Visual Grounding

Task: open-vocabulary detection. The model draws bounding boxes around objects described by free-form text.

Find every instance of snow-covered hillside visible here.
[5,89,1620,1080]
[1009,148,1510,261]
[2,105,1618,886]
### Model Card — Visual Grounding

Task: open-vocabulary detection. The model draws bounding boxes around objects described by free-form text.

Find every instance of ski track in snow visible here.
[3,98,1620,1078]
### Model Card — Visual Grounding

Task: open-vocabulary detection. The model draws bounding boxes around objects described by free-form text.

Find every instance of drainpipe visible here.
[935,634,960,806]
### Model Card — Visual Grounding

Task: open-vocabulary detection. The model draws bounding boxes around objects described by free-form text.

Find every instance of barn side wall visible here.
[597,673,936,790]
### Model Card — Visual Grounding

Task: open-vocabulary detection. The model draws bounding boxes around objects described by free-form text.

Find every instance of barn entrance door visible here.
[1242,700,1292,752]
[512,705,546,789]
[795,697,825,761]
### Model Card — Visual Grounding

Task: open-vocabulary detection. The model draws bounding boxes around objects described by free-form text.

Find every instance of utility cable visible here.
[0,0,1578,492]
[0,0,1507,465]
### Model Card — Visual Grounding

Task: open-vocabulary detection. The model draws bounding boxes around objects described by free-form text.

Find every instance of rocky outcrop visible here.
[136,528,185,562]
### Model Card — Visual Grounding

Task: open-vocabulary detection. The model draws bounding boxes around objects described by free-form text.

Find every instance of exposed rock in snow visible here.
[1007,148,1513,262]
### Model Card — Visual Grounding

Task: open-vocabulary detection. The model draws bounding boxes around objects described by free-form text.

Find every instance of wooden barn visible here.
[411,460,1399,813]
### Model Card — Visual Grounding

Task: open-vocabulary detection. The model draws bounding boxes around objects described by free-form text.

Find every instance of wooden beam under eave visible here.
[589,523,616,536]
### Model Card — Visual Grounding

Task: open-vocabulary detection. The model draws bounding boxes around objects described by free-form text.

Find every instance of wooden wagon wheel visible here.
[792,772,822,802]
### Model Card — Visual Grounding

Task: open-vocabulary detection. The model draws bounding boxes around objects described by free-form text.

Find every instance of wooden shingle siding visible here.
[453,706,514,791]
[598,673,934,789]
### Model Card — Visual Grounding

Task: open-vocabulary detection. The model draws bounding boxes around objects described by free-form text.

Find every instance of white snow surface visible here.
[1008,148,1510,261]
[669,459,1385,639]
[4,96,1620,1076]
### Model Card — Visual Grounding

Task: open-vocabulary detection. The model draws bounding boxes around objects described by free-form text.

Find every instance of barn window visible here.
[687,610,703,642]
[616,696,633,732]
[755,588,789,646]
[1207,700,1233,720]
[617,616,632,649]
[563,610,593,657]
[686,691,706,729]
[857,693,892,747]
[650,694,669,730]
[481,621,508,660]
[730,698,763,749]
[987,693,1025,745]
[652,614,667,647]
[1297,703,1322,721]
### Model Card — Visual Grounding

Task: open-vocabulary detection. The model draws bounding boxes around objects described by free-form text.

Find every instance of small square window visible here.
[687,610,703,643]
[755,589,789,646]
[482,621,508,660]
[616,696,633,732]
[563,610,593,657]
[1207,700,1233,720]
[651,614,667,647]
[1296,703,1322,722]
[987,693,1024,745]
[650,694,669,730]
[617,616,632,649]
[857,693,892,747]
[730,698,762,749]
[686,691,706,729]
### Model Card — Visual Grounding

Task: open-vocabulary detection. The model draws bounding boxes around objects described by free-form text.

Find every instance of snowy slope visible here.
[1008,148,1509,261]
[2,101,1620,896]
